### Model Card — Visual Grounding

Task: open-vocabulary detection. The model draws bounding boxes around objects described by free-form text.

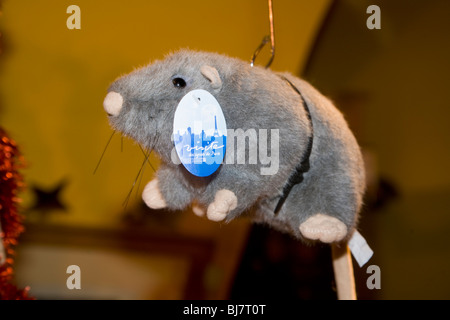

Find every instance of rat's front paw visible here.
[206,189,238,222]
[299,214,347,243]
[142,178,167,209]
[192,203,206,217]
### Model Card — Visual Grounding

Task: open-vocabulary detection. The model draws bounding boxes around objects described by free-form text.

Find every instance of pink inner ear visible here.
[200,65,222,90]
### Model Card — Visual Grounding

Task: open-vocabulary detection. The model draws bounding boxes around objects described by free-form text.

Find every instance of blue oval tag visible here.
[173,89,227,177]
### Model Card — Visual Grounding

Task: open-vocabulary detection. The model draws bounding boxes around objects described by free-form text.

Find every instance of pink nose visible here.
[103,91,123,116]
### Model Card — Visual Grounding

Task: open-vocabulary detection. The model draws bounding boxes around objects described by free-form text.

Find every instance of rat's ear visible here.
[200,65,222,91]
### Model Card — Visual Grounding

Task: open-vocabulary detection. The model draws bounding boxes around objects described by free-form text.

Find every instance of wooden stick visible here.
[331,243,356,300]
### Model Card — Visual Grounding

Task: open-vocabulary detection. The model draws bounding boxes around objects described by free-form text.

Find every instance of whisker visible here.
[152,109,172,157]
[138,144,156,173]
[122,111,171,208]
[122,151,150,208]
[135,150,149,200]
[93,131,116,175]
[158,110,172,145]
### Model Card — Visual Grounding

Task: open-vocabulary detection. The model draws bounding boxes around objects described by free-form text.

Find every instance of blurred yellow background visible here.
[2,0,450,300]
[0,0,333,300]
[0,0,330,227]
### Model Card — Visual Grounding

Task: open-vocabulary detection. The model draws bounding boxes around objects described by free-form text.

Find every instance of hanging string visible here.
[250,0,275,68]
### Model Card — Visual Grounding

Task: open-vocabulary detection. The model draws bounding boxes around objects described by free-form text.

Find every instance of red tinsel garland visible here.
[0,127,33,300]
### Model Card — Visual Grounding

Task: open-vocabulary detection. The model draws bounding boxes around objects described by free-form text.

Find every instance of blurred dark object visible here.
[369,177,399,210]
[122,200,182,231]
[28,179,70,216]
[230,224,336,300]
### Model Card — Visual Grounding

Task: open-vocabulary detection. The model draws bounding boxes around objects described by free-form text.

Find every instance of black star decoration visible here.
[29,179,69,214]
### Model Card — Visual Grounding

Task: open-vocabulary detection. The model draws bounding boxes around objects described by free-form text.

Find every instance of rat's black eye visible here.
[172,77,186,88]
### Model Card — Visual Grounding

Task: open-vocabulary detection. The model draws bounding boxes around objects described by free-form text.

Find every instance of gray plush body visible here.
[104,50,365,243]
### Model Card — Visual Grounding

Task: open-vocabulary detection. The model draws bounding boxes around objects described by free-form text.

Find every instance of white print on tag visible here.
[348,230,373,267]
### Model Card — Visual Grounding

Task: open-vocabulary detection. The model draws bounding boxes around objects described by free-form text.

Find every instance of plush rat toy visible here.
[103,50,365,244]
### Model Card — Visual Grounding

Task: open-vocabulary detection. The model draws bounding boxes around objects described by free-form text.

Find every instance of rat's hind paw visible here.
[299,214,347,243]
[206,189,238,222]
[142,178,167,209]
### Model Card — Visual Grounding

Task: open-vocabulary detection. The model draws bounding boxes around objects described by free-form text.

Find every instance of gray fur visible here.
[105,50,365,242]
